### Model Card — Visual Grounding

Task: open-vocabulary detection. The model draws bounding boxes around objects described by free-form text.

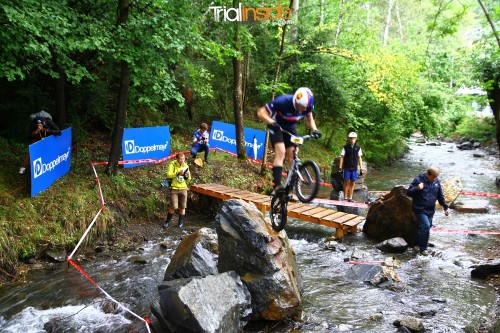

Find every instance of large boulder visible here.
[215,199,302,321]
[363,186,418,245]
[163,227,219,281]
[157,271,252,333]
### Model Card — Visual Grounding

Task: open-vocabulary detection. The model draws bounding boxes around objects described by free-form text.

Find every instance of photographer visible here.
[163,153,191,229]
[190,122,210,163]
[19,115,62,175]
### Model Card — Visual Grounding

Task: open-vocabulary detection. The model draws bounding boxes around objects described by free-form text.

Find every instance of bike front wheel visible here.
[295,160,321,203]
[270,192,288,231]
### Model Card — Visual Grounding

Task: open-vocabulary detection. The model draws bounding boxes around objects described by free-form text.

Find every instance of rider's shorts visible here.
[270,127,298,149]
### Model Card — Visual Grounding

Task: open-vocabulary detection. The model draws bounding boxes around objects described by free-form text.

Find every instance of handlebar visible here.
[280,128,314,140]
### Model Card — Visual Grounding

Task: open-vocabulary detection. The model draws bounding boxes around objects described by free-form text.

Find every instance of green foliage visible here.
[454,115,496,141]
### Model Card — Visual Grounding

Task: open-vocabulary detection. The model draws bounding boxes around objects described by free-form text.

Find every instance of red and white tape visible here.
[431,228,500,235]
[460,191,500,199]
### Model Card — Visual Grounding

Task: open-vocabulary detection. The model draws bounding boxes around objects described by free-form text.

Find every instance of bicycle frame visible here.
[282,131,310,195]
[269,129,320,231]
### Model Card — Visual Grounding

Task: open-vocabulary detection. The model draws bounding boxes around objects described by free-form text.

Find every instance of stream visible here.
[0,138,499,333]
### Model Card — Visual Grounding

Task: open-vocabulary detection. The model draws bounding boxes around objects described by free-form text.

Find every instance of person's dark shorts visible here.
[269,127,298,148]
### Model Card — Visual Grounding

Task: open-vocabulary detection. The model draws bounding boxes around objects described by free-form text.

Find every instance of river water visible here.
[0,139,499,333]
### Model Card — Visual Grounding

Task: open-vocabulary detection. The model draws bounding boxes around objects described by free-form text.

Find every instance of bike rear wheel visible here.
[295,160,321,203]
[270,191,288,231]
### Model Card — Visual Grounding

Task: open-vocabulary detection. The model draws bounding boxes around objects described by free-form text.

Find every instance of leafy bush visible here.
[454,114,496,141]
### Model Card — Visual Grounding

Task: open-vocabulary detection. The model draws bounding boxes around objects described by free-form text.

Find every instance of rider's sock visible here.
[272,166,283,187]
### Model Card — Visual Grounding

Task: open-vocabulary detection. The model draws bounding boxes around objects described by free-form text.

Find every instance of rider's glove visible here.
[267,122,281,133]
[338,168,343,173]
[312,130,322,139]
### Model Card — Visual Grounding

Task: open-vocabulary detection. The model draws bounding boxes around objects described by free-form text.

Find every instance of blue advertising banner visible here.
[210,121,266,159]
[30,128,72,197]
[122,126,170,168]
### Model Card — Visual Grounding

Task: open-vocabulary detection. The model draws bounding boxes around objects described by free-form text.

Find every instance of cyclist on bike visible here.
[257,87,322,190]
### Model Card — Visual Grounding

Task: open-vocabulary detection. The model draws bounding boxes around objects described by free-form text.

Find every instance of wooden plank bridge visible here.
[190,183,365,239]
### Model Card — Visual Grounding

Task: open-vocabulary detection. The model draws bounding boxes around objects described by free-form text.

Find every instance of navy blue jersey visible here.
[407,173,448,215]
[265,95,313,132]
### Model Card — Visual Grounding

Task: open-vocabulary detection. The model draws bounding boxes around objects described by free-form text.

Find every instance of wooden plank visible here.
[322,212,347,221]
[342,216,365,227]
[289,205,319,214]
[335,214,359,223]
[311,209,337,219]
[302,206,327,216]
[287,202,307,210]
[250,197,272,204]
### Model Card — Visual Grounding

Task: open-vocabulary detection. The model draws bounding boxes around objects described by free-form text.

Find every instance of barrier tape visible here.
[68,161,161,331]
[431,228,500,235]
[68,259,152,333]
[460,191,500,199]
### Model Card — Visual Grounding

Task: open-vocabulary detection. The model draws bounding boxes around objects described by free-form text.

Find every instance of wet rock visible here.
[399,316,425,333]
[324,240,347,252]
[396,327,412,333]
[470,259,500,279]
[457,141,473,150]
[426,141,441,146]
[375,237,408,253]
[157,271,252,333]
[126,256,148,264]
[431,297,447,303]
[415,138,426,144]
[216,199,302,321]
[44,318,78,333]
[473,153,485,158]
[45,250,67,263]
[163,227,219,281]
[363,186,418,245]
[346,264,393,287]
[100,299,120,314]
[453,200,489,213]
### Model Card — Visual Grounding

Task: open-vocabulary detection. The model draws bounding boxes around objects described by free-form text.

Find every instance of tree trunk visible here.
[54,67,66,128]
[383,0,395,46]
[477,0,500,155]
[233,23,247,160]
[106,0,130,175]
[334,0,345,47]
[487,81,500,156]
[477,0,500,48]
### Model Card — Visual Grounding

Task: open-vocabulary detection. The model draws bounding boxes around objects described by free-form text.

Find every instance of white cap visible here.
[348,132,357,138]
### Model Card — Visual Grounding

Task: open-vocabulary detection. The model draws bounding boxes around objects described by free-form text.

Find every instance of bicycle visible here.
[270,129,321,231]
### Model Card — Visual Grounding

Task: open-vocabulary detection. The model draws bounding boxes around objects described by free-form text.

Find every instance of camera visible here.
[160,179,172,189]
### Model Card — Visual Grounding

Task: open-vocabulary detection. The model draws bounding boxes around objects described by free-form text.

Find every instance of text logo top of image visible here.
[208,2,293,24]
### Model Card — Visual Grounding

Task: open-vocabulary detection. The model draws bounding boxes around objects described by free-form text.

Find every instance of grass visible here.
[0,129,337,284]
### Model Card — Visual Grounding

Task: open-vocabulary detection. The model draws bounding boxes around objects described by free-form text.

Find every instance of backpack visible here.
[29,110,52,121]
